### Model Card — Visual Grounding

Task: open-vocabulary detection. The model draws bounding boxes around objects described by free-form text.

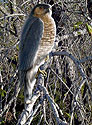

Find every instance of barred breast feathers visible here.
[41,14,56,44]
[35,13,56,65]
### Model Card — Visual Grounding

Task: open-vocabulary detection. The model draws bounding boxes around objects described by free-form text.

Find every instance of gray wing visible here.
[19,15,43,71]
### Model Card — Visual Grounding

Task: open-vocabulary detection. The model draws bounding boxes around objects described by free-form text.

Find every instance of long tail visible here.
[20,66,38,106]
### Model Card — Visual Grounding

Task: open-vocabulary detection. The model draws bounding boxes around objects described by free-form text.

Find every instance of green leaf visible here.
[76,21,83,25]
[0,89,6,97]
[12,8,17,12]
[74,21,83,30]
[65,112,71,119]
[16,44,19,50]
[0,120,5,125]
[62,77,66,83]
[86,23,92,35]
[64,92,67,97]
[81,84,85,95]
[75,113,77,119]
[77,31,81,35]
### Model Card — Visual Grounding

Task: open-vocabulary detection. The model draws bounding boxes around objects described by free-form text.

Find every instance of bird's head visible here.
[31,4,52,18]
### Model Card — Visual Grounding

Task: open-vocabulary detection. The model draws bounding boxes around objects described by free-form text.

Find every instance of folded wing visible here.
[19,15,43,71]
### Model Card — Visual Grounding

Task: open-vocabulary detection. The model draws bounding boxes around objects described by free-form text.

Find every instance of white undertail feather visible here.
[24,66,39,104]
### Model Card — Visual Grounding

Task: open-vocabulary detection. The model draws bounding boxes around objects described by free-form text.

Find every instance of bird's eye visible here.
[39,7,43,10]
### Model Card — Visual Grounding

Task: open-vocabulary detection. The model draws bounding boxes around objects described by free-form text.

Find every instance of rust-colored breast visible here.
[36,15,56,63]
[41,16,56,44]
[34,14,56,65]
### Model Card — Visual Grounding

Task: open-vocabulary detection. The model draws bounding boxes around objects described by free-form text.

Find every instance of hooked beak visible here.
[44,5,52,14]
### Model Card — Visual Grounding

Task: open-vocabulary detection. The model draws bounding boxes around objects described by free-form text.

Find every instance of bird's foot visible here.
[45,55,49,62]
[35,68,47,78]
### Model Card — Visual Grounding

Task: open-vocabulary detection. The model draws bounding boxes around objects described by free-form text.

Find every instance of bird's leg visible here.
[35,55,50,78]
[38,67,47,77]
[45,55,49,62]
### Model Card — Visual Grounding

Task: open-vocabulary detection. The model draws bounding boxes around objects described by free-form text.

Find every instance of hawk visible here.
[19,4,56,104]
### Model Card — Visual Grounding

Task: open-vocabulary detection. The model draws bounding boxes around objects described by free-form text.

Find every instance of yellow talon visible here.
[35,55,49,78]
[45,55,49,62]
[39,68,47,77]
[35,68,47,78]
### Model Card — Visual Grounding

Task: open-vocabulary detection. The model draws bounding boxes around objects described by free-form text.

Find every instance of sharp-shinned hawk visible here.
[19,4,56,104]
